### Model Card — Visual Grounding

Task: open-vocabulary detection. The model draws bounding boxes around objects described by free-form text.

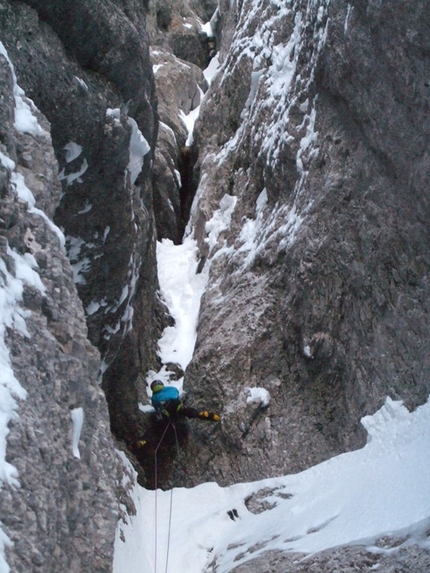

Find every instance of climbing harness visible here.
[153,421,181,573]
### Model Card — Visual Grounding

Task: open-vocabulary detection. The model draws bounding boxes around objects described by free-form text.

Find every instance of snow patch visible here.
[156,238,208,371]
[204,53,220,85]
[114,396,430,573]
[74,76,89,90]
[179,92,204,147]
[201,21,213,36]
[77,201,93,215]
[71,407,84,459]
[246,387,271,407]
[58,158,88,186]
[127,117,150,185]
[0,42,45,137]
[0,151,15,171]
[345,4,354,34]
[63,142,83,163]
[66,235,91,284]
[106,107,121,120]
[205,194,238,253]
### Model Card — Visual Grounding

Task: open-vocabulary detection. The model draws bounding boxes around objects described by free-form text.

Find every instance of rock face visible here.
[227,542,430,573]
[0,0,171,569]
[0,0,429,571]
[0,48,120,572]
[147,0,215,243]
[179,0,430,490]
[0,0,164,445]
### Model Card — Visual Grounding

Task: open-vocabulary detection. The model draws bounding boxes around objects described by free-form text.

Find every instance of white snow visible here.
[303,344,312,358]
[77,201,93,214]
[86,301,101,315]
[155,237,208,372]
[58,158,89,186]
[74,76,89,90]
[71,407,84,459]
[65,236,91,284]
[0,151,14,171]
[63,141,83,163]
[178,55,220,147]
[71,257,91,285]
[204,194,237,253]
[115,396,430,573]
[345,4,354,34]
[246,387,271,407]
[201,21,214,38]
[203,53,220,85]
[105,109,151,185]
[179,93,203,147]
[0,42,45,137]
[106,107,121,119]
[127,117,150,185]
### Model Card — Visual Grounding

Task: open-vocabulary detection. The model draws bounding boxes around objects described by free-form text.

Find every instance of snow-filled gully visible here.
[113,3,430,572]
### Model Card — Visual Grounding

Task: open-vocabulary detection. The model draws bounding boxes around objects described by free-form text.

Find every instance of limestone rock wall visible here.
[181,0,430,487]
[147,0,216,243]
[0,50,120,573]
[0,0,164,444]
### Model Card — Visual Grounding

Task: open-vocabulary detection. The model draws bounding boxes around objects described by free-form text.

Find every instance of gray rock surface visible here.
[178,0,430,491]
[147,0,214,69]
[225,538,430,573]
[1,0,429,571]
[0,0,164,444]
[0,53,121,573]
[147,0,217,243]
[151,47,207,241]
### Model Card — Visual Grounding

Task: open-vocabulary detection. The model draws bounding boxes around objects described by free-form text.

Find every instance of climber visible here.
[150,380,220,422]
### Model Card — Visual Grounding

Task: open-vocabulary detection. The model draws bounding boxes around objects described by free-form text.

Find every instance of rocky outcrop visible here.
[151,48,206,241]
[1,0,429,570]
[228,541,430,573]
[147,0,217,243]
[147,0,215,69]
[179,0,430,489]
[0,48,120,572]
[0,0,164,444]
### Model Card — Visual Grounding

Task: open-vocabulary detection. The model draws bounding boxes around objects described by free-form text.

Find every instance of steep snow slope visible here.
[114,238,430,573]
[115,397,430,573]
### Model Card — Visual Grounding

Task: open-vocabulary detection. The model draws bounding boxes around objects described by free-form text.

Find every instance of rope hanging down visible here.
[153,421,171,573]
[153,422,181,573]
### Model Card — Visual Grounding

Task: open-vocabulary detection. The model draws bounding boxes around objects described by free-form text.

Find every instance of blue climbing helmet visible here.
[151,380,164,394]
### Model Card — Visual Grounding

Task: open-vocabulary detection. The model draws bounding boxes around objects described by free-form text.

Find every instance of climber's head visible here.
[151,380,164,394]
